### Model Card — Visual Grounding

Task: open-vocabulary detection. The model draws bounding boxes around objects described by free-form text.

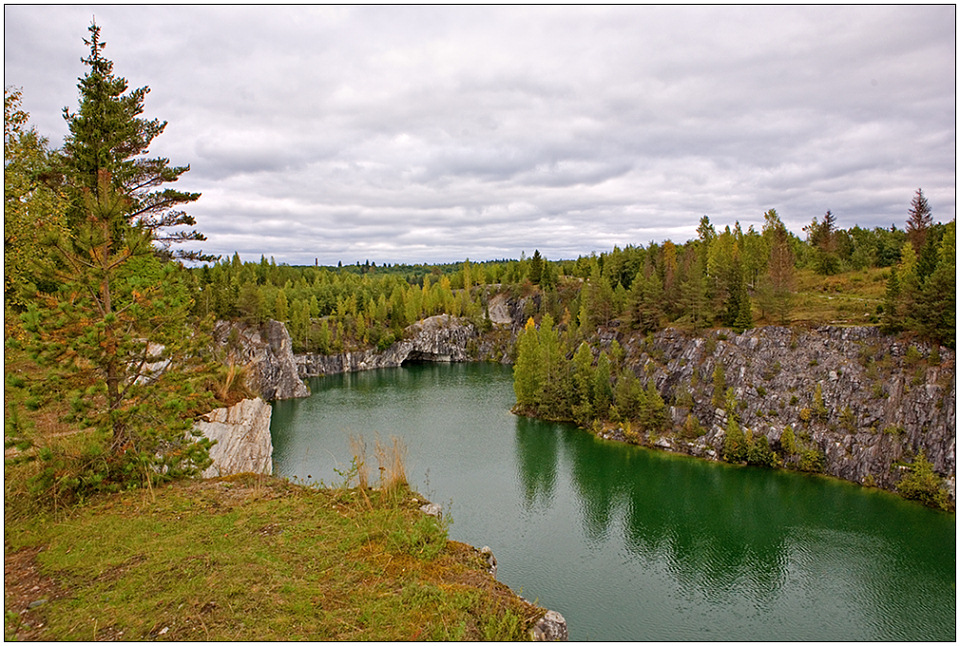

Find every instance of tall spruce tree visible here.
[15,24,222,501]
[61,21,209,261]
[906,188,933,251]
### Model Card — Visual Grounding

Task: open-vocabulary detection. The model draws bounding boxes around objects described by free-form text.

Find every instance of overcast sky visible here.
[4,5,956,266]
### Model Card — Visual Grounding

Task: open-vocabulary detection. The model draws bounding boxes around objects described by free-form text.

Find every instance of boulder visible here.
[532,610,568,641]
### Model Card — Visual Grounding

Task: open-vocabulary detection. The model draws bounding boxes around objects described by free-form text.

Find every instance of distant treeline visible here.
[187,204,955,353]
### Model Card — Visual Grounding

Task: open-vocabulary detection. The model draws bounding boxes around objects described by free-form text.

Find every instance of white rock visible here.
[195,398,273,478]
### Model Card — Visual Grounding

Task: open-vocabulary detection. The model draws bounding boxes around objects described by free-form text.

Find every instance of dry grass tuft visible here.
[375,435,408,493]
[348,434,370,490]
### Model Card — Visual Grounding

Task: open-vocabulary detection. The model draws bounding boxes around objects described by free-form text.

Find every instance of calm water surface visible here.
[271,363,956,641]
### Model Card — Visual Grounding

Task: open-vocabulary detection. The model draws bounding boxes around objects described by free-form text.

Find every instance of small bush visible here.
[780,426,797,455]
[904,345,922,367]
[897,451,952,511]
[798,447,825,473]
[746,434,777,468]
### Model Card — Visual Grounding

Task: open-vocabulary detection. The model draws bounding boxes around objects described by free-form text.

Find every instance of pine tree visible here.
[758,220,795,325]
[805,211,840,275]
[572,342,596,425]
[626,269,664,333]
[274,289,289,322]
[915,221,956,348]
[592,351,614,415]
[881,267,902,333]
[60,22,208,260]
[528,250,544,285]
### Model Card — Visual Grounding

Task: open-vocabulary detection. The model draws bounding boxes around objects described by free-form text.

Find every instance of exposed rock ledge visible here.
[195,398,273,478]
[297,314,478,378]
[213,319,310,400]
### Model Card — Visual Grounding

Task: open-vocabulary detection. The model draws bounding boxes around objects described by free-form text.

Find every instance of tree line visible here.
[180,200,954,358]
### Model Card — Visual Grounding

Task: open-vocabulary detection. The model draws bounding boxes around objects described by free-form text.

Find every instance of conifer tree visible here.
[915,221,956,348]
[528,250,544,285]
[572,342,596,425]
[906,188,933,251]
[592,351,613,414]
[21,171,216,494]
[758,220,795,325]
[60,21,208,260]
[513,318,542,410]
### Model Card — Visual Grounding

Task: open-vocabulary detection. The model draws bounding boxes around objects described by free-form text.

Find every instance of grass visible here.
[787,267,887,326]
[4,475,544,641]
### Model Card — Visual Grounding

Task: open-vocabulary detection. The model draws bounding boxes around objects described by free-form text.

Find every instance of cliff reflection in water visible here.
[512,415,954,617]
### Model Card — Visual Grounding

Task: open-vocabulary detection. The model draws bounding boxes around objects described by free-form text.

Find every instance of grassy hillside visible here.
[4,474,543,641]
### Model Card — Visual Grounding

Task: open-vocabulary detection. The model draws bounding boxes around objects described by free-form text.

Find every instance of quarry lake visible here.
[271,362,955,641]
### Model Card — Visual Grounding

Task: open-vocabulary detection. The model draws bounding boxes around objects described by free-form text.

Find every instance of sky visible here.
[4,5,956,266]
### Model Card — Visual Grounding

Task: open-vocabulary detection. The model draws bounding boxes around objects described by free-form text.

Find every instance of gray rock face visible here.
[214,319,310,400]
[297,314,479,377]
[532,610,568,641]
[195,398,273,478]
[608,326,955,498]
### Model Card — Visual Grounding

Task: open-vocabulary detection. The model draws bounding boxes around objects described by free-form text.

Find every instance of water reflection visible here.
[514,417,558,510]
[516,419,953,608]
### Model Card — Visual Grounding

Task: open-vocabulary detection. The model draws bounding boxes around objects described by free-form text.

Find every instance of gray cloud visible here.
[4,5,955,265]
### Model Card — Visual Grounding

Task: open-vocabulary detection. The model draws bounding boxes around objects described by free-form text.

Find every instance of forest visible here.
[180,203,955,356]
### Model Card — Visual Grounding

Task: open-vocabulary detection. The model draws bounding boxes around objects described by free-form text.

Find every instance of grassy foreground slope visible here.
[4,475,543,641]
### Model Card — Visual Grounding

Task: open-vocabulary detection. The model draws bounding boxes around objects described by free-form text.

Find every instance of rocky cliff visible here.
[195,398,273,478]
[297,314,480,378]
[245,307,954,501]
[213,319,310,400]
[597,325,955,499]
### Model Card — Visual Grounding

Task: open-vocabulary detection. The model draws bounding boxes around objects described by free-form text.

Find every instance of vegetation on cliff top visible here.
[4,474,542,641]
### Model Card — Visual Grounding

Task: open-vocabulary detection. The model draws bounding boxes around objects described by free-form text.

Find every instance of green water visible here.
[271,362,956,641]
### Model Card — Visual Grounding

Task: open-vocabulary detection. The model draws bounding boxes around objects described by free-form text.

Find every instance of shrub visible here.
[896,451,952,511]
[904,345,922,367]
[780,426,797,455]
[746,434,777,468]
[798,447,825,473]
[839,406,857,433]
[812,383,828,422]
[722,418,747,463]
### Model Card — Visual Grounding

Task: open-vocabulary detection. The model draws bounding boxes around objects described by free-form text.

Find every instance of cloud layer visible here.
[5,5,955,265]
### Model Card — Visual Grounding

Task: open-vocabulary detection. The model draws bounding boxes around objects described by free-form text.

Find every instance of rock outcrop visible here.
[297,314,479,378]
[195,398,273,478]
[598,325,955,499]
[213,319,310,400]
[532,610,569,642]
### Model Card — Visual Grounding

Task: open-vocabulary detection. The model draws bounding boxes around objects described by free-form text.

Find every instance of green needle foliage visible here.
[18,172,217,504]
